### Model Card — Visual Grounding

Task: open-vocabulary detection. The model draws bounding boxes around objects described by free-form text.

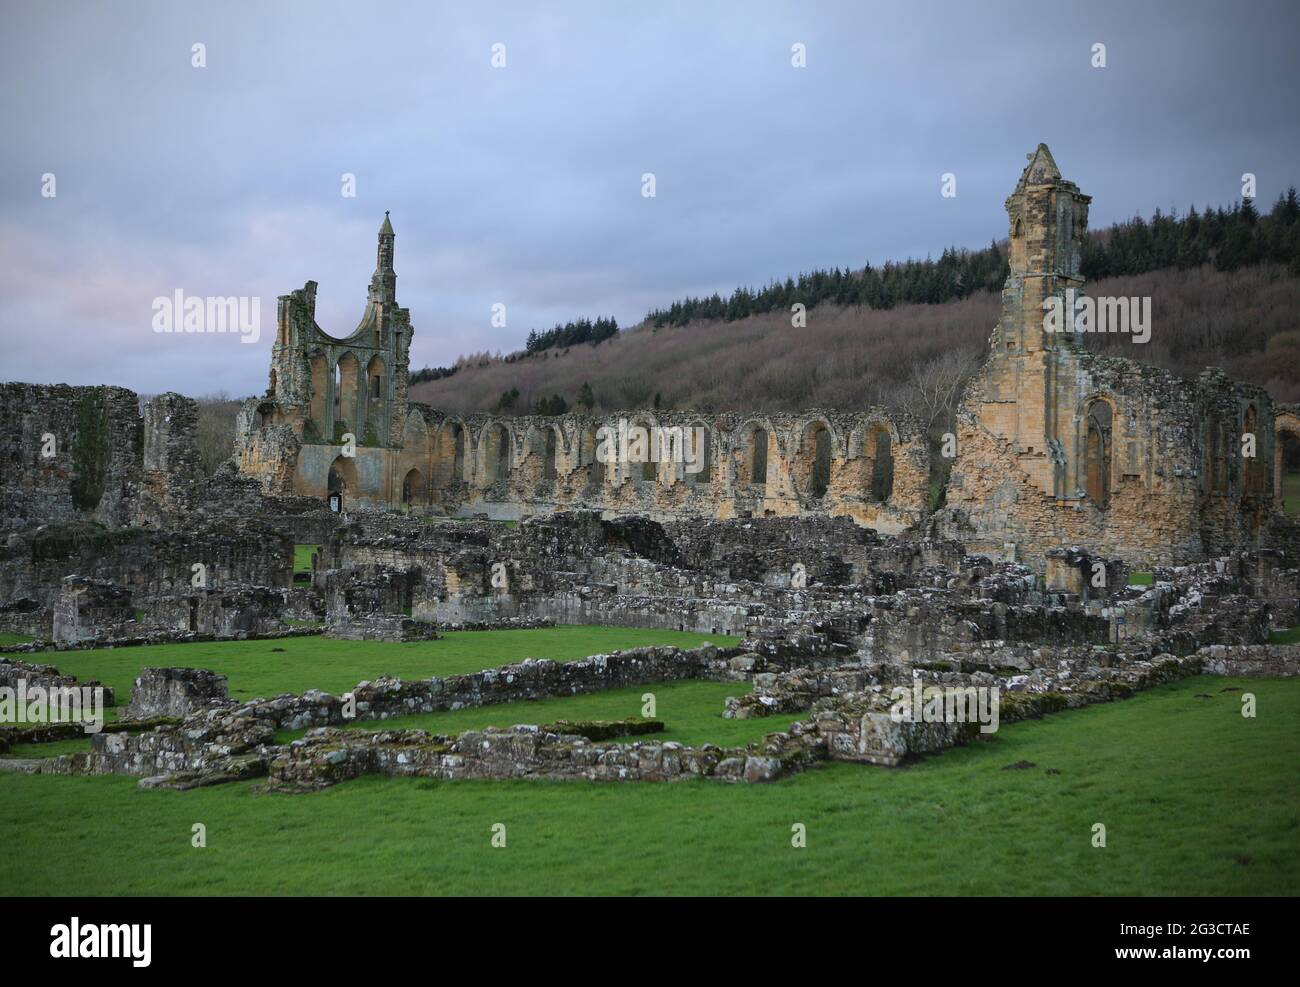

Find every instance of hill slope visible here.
[410,263,1300,415]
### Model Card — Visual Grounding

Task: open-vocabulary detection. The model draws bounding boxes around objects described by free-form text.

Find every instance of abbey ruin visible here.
[229,146,1299,567]
[2,145,1298,792]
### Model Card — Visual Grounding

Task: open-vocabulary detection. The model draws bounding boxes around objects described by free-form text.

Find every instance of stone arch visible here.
[794,419,834,500]
[1084,398,1113,508]
[402,467,426,506]
[433,419,467,486]
[327,454,357,509]
[624,414,660,485]
[579,423,606,491]
[736,420,771,488]
[528,423,562,482]
[335,351,361,438]
[686,421,713,484]
[480,422,511,486]
[401,410,430,454]
[857,420,895,502]
[1274,409,1300,510]
[366,355,387,440]
[257,402,276,429]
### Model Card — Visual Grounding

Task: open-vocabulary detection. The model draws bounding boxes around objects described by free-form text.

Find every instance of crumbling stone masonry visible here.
[52,576,135,643]
[231,219,930,532]
[0,383,142,532]
[933,145,1285,564]
[125,667,230,720]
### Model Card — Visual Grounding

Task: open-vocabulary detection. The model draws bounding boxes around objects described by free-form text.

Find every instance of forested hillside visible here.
[410,191,1300,419]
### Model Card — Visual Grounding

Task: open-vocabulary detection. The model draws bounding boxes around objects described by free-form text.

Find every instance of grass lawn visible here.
[1269,626,1300,645]
[1,674,1295,895]
[1127,571,1154,586]
[1282,472,1300,516]
[0,632,35,646]
[292,544,318,577]
[33,626,742,710]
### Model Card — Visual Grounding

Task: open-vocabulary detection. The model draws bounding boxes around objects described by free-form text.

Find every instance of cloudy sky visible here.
[2,0,1298,397]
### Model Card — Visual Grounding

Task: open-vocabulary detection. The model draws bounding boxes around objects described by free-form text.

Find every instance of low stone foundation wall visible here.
[236,643,753,732]
[261,724,823,792]
[1196,643,1300,677]
[324,613,440,642]
[44,703,275,780]
[0,656,116,706]
[0,624,324,656]
[437,617,555,632]
[805,654,1200,766]
[0,601,48,640]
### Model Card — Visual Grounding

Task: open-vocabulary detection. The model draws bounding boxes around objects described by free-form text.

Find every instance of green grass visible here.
[1127,571,1154,586]
[1,674,1295,895]
[36,626,742,709]
[293,544,318,578]
[1282,472,1300,516]
[1269,626,1300,645]
[6,736,97,758]
[0,632,35,646]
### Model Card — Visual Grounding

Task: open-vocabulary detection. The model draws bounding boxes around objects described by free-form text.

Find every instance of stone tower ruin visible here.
[937,144,1278,563]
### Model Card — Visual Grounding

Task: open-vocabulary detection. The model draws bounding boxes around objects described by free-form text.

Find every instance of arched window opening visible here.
[689,426,712,484]
[749,428,768,488]
[865,426,894,502]
[1085,401,1113,508]
[797,422,832,499]
[482,424,510,486]
[540,427,559,481]
[402,468,425,506]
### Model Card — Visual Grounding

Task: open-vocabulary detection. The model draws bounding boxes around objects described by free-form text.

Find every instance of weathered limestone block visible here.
[47,703,272,778]
[814,701,978,767]
[125,667,230,719]
[134,392,204,526]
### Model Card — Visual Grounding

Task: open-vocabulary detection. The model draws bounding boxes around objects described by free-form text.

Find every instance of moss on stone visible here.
[70,389,110,513]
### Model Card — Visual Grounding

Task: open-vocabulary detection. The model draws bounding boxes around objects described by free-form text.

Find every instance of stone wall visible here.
[0,520,293,610]
[52,575,135,643]
[237,285,934,531]
[229,643,753,733]
[0,383,142,532]
[262,723,820,792]
[125,666,230,719]
[140,585,289,637]
[933,145,1282,567]
[134,392,204,526]
[1197,643,1300,677]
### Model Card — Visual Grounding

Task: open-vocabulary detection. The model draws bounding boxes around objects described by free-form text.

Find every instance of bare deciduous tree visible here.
[195,392,243,476]
[901,347,982,438]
